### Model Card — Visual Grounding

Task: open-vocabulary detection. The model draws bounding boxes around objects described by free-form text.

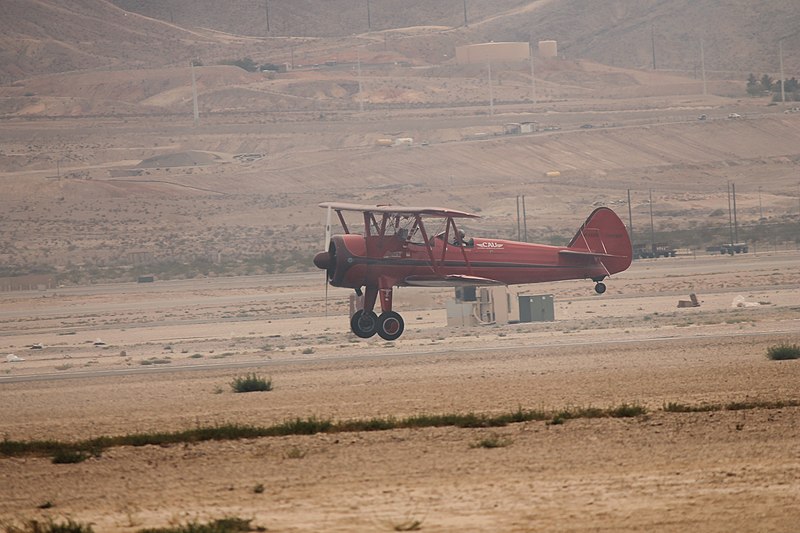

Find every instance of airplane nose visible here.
[313,251,331,270]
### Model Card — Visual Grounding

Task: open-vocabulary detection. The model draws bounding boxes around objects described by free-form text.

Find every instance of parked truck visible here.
[633,243,677,259]
[718,242,748,255]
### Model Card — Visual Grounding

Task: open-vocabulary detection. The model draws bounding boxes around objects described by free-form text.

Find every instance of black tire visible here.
[377,311,405,341]
[594,282,607,294]
[350,309,378,338]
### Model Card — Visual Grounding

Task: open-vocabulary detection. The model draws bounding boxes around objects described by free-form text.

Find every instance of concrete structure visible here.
[455,42,530,65]
[505,122,539,135]
[538,40,558,58]
[0,274,56,292]
[447,286,521,327]
[518,294,555,322]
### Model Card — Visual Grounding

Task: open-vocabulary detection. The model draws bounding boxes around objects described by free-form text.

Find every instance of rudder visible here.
[567,207,632,275]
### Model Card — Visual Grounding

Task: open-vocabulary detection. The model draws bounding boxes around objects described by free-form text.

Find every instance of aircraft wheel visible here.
[377,311,405,341]
[351,310,379,338]
[594,282,607,294]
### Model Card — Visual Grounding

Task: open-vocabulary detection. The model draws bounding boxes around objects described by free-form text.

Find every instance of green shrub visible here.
[470,435,512,449]
[3,518,95,532]
[663,402,716,413]
[136,517,255,533]
[608,403,647,418]
[230,374,272,393]
[51,448,97,464]
[766,343,800,360]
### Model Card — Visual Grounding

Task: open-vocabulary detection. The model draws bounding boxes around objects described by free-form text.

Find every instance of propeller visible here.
[323,206,332,316]
[324,205,332,252]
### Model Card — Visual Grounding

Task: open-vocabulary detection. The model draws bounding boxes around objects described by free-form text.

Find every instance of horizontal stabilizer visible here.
[404,274,504,287]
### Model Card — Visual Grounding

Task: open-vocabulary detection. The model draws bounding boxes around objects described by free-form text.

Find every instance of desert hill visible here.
[2,0,798,85]
[1,1,799,281]
[110,0,800,74]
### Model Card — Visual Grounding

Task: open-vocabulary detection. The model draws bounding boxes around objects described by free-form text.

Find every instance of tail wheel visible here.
[351,310,378,338]
[594,282,607,294]
[377,311,405,341]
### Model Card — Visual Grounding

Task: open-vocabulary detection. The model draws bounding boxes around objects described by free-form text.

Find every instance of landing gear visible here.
[350,286,406,340]
[377,311,404,341]
[594,282,607,294]
[350,309,379,338]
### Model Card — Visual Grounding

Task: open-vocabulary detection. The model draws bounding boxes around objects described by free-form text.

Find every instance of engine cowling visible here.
[312,235,367,288]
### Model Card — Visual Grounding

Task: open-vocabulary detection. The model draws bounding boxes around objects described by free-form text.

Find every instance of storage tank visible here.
[538,40,558,58]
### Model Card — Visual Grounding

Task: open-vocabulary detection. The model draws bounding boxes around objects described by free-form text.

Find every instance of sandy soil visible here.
[1,253,799,532]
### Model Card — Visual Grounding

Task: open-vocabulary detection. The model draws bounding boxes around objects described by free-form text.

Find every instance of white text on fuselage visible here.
[475,241,504,249]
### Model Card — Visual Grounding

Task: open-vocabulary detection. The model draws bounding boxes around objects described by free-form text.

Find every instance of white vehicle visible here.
[727,113,742,119]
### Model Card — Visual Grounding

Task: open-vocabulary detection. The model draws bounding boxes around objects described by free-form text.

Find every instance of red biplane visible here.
[313,202,632,340]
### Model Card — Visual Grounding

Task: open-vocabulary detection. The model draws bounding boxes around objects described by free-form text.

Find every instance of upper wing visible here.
[319,202,480,219]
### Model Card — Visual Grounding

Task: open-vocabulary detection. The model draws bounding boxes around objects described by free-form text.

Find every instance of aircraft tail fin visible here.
[566,207,632,275]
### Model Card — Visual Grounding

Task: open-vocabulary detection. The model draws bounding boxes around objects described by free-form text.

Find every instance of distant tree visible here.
[746,73,761,96]
[220,57,259,72]
[760,74,774,92]
[233,57,258,72]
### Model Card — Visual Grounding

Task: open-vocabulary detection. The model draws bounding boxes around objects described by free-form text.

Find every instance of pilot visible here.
[451,229,466,246]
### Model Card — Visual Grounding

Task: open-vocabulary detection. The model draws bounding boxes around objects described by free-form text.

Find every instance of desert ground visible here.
[2,3,800,531]
[1,251,799,532]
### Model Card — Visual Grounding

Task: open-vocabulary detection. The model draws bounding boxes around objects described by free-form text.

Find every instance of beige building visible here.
[455,42,531,65]
[538,40,558,58]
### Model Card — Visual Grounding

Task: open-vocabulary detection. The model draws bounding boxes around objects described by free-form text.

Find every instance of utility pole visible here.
[727,182,734,249]
[487,62,494,115]
[700,39,707,96]
[758,186,763,220]
[190,60,199,125]
[264,0,270,33]
[732,182,739,243]
[463,0,468,26]
[366,0,371,31]
[529,42,537,106]
[516,196,521,241]
[651,24,656,70]
[649,189,655,251]
[522,195,528,242]
[357,50,364,112]
[627,189,634,245]
[779,40,786,107]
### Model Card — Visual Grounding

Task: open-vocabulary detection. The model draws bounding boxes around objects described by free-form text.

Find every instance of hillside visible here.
[1,0,798,85]
[110,0,800,74]
[1,0,799,281]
